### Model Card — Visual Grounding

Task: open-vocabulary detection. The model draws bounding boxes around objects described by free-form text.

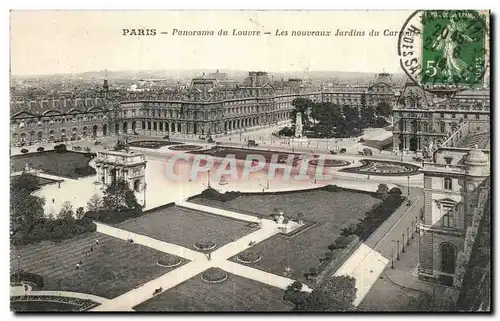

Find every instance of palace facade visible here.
[418,120,490,291]
[392,82,490,155]
[10,71,399,145]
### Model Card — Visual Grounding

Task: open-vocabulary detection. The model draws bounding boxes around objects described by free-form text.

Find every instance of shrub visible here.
[20,148,29,154]
[54,144,67,153]
[291,281,303,291]
[356,194,405,241]
[158,254,182,267]
[237,250,262,263]
[194,240,216,251]
[389,187,403,196]
[201,188,241,202]
[37,147,45,152]
[84,208,142,224]
[324,185,342,192]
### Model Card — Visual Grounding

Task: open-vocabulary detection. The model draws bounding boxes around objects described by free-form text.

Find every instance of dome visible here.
[464,145,489,164]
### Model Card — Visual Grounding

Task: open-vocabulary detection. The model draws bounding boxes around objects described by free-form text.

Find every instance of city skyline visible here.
[11,10,412,76]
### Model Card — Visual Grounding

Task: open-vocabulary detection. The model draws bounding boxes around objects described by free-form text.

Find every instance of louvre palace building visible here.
[10,71,398,145]
[392,82,490,155]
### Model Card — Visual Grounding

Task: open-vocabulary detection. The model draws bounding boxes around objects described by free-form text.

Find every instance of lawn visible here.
[189,146,302,163]
[10,232,187,299]
[134,272,293,311]
[11,151,96,179]
[35,176,60,187]
[192,189,381,283]
[117,205,257,251]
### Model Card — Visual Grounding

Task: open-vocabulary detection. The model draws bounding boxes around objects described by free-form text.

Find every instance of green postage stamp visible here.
[398,10,489,89]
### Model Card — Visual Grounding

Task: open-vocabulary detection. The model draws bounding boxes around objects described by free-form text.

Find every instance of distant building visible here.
[10,71,399,144]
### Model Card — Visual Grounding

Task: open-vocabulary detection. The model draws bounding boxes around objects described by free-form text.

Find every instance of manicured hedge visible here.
[10,272,44,288]
[37,147,45,152]
[85,209,142,224]
[356,194,405,241]
[200,188,241,202]
[20,148,29,154]
[54,144,67,153]
[11,218,96,245]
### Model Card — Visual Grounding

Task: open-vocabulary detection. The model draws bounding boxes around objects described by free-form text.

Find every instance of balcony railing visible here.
[422,162,466,173]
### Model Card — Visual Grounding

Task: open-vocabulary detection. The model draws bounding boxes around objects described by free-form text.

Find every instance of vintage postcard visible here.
[9,10,491,312]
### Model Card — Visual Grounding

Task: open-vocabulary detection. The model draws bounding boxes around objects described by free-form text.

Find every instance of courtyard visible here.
[117,205,258,252]
[11,150,96,179]
[134,271,293,312]
[191,189,381,283]
[11,232,187,299]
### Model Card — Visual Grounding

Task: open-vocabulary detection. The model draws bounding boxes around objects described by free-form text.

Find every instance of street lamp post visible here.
[207,169,211,188]
[17,254,21,282]
[391,241,395,268]
[407,175,411,198]
[411,222,415,239]
[402,233,405,253]
[396,240,400,260]
[143,183,147,208]
[407,227,410,245]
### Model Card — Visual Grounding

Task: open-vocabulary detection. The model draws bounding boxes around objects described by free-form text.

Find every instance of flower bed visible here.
[308,159,350,167]
[201,267,228,283]
[168,144,203,151]
[340,159,420,176]
[128,140,182,149]
[236,250,262,264]
[157,254,182,268]
[193,240,217,251]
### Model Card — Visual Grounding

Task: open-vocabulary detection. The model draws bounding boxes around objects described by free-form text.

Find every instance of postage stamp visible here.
[398,10,489,90]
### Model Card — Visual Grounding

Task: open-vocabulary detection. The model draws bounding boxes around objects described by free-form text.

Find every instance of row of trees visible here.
[11,173,142,245]
[287,98,390,138]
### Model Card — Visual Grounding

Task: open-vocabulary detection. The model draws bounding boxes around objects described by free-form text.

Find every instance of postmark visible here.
[398,10,489,91]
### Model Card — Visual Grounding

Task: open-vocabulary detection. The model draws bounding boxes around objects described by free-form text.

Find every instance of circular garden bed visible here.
[340,159,420,176]
[201,267,228,284]
[193,240,217,251]
[308,158,350,167]
[169,144,203,151]
[236,250,262,264]
[128,140,182,149]
[157,254,182,268]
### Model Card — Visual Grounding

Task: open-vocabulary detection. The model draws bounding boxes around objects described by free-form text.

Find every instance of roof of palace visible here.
[459,132,491,151]
[10,97,111,117]
[369,72,395,87]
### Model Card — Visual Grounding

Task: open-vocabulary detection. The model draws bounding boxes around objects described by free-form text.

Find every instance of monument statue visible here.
[295,112,303,138]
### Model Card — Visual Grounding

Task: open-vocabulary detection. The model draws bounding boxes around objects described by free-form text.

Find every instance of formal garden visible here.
[340,159,421,176]
[128,140,183,149]
[134,271,293,311]
[11,147,96,179]
[117,205,258,251]
[11,232,187,299]
[190,185,404,285]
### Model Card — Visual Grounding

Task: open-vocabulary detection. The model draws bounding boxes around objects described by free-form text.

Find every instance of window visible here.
[452,113,456,118]
[476,114,480,120]
[440,122,446,133]
[441,206,454,227]
[464,114,468,119]
[444,178,452,190]
[440,112,445,118]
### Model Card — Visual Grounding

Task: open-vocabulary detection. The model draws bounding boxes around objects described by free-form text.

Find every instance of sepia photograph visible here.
[8,9,491,312]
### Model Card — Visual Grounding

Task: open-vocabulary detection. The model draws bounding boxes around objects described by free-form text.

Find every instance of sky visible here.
[10,10,414,76]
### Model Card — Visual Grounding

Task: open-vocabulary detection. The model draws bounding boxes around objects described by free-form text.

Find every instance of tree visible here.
[86,194,103,213]
[11,173,38,195]
[376,184,389,199]
[75,206,85,219]
[11,195,45,234]
[291,98,313,126]
[102,179,140,211]
[59,201,74,220]
[389,187,403,196]
[295,276,357,311]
